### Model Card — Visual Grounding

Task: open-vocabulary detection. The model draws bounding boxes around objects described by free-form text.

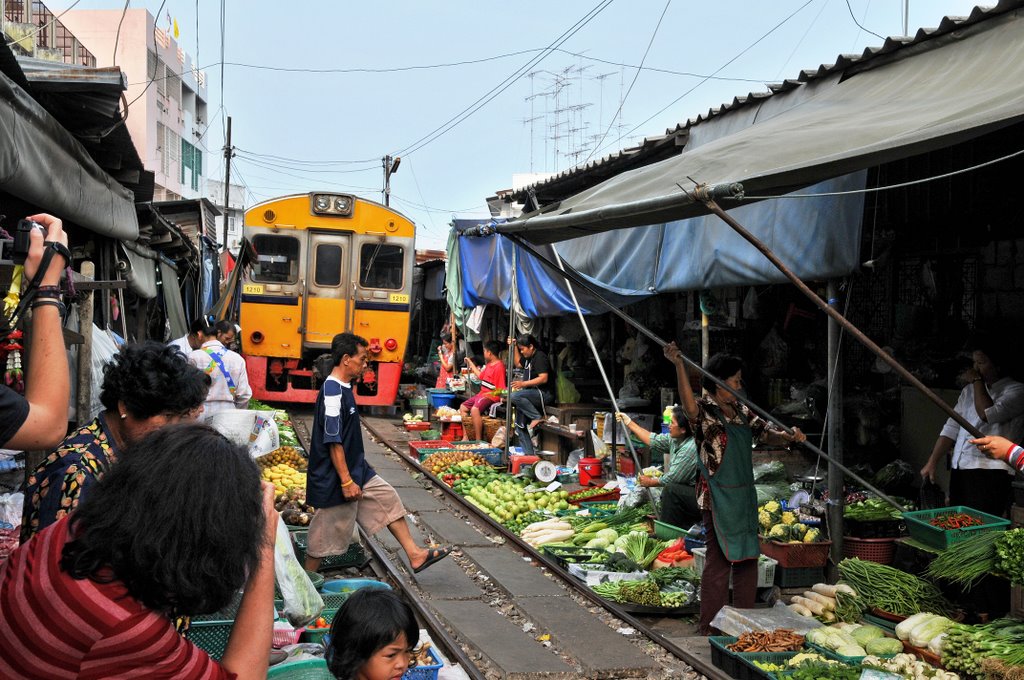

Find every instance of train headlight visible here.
[311,193,355,216]
[314,196,330,212]
[334,197,350,212]
[384,338,398,351]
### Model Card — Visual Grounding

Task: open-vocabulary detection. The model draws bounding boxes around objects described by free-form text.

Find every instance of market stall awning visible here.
[450,219,648,319]
[499,3,1024,245]
[0,60,138,240]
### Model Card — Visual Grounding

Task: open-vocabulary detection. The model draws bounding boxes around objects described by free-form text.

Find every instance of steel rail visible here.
[358,525,488,680]
[361,419,731,680]
[287,408,486,680]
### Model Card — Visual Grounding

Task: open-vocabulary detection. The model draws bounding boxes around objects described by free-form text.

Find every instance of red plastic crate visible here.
[407,439,448,459]
[440,422,464,441]
[404,421,431,431]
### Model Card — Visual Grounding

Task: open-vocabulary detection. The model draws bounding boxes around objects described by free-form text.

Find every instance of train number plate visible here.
[389,293,409,304]
[243,284,264,295]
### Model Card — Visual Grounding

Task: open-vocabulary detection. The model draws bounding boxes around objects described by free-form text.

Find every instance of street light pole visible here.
[382,155,400,207]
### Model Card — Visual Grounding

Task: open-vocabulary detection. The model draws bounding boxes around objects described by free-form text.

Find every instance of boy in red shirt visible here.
[459,340,507,442]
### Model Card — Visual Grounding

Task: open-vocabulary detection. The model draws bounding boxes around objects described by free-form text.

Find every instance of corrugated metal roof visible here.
[515,0,1024,205]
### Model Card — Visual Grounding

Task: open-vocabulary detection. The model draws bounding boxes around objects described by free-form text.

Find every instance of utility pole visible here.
[382,154,400,206]
[221,116,233,252]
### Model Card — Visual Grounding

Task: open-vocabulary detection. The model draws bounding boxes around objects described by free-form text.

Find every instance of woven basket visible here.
[482,417,504,444]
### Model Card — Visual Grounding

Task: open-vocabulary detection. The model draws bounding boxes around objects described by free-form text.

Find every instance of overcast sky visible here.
[63,0,989,249]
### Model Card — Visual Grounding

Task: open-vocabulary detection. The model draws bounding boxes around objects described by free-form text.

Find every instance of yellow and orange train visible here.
[239,192,415,405]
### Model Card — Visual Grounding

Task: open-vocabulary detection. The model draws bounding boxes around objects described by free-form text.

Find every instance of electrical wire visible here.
[403,160,438,233]
[393,0,616,159]
[233,155,380,191]
[591,0,819,159]
[122,0,168,111]
[843,0,885,40]
[740,146,1024,200]
[233,147,380,166]
[232,151,378,174]
[112,0,131,65]
[4,0,83,47]
[583,0,671,165]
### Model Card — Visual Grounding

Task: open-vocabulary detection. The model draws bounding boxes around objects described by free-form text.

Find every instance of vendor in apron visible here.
[615,406,699,529]
[664,343,806,635]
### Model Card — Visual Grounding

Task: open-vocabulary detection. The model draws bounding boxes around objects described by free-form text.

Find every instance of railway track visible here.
[288,407,726,678]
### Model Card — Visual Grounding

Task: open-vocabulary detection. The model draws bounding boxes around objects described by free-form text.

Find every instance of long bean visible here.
[837,558,956,617]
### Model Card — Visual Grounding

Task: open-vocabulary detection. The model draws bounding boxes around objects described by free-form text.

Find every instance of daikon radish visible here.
[791,595,825,616]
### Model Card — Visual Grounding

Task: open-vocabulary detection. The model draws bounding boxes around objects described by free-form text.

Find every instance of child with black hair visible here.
[326,589,420,680]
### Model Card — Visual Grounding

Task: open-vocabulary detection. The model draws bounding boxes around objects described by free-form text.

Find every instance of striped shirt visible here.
[0,517,234,679]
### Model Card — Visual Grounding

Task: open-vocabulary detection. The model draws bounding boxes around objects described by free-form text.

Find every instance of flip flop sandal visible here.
[413,546,452,573]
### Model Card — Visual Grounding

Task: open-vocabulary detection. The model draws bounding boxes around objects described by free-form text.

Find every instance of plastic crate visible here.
[321,578,392,594]
[407,439,450,458]
[541,545,608,569]
[903,505,1010,550]
[300,608,338,644]
[272,624,305,648]
[684,536,706,553]
[578,501,620,517]
[773,565,825,588]
[292,532,368,571]
[186,619,233,660]
[738,651,802,680]
[758,539,831,568]
[404,646,444,680]
[567,488,621,505]
[709,636,744,678]
[404,421,431,431]
[806,641,899,665]
[692,548,777,588]
[841,536,896,564]
[654,520,688,540]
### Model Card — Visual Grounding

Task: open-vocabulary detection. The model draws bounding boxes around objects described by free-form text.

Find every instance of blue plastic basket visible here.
[427,390,457,409]
[320,578,392,595]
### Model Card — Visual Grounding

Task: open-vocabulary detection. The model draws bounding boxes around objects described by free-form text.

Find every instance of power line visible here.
[390,195,486,215]
[233,155,381,191]
[233,151,378,175]
[592,0,819,159]
[393,0,617,159]
[111,0,131,65]
[583,0,671,165]
[740,146,1024,200]
[233,147,380,168]
[843,0,885,40]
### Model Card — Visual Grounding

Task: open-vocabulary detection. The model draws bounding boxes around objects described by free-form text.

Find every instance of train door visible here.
[303,231,352,349]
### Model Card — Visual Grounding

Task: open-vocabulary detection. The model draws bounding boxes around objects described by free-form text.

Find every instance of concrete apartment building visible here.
[60,8,209,202]
[207,179,245,254]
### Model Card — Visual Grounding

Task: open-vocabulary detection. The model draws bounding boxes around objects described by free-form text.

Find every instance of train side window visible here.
[314,244,343,287]
[359,243,403,290]
[251,235,299,284]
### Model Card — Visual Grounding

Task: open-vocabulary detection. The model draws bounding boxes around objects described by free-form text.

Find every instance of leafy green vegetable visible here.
[994,527,1024,585]
[924,530,1000,588]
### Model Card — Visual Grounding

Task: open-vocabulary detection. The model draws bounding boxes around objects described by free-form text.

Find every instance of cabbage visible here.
[613,535,632,550]
[595,528,619,543]
[835,644,867,657]
[851,625,886,646]
[865,637,903,656]
[909,616,953,648]
[585,537,610,549]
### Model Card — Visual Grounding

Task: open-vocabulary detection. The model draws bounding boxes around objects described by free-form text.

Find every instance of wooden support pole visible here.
[76,261,95,427]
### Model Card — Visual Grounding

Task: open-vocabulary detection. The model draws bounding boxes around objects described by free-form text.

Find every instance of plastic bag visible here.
[205,410,280,458]
[711,602,824,637]
[619,483,651,510]
[752,461,787,484]
[490,426,506,449]
[273,515,324,626]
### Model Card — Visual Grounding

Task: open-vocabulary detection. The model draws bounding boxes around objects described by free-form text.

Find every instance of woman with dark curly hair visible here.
[326,589,420,680]
[21,341,210,541]
[0,424,277,679]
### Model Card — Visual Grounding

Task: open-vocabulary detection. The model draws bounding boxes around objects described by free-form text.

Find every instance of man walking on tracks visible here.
[305,332,451,573]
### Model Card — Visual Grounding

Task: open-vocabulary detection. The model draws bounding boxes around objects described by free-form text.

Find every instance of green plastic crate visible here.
[902,505,1010,550]
[291,531,369,571]
[709,636,743,678]
[738,651,802,680]
[654,519,688,540]
[267,659,336,679]
[301,608,338,644]
[806,641,899,665]
[186,618,233,660]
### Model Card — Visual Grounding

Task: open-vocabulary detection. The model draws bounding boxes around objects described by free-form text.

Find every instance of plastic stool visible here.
[441,422,464,441]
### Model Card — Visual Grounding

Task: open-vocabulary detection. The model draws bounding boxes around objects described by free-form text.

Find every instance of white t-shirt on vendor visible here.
[940,376,1024,473]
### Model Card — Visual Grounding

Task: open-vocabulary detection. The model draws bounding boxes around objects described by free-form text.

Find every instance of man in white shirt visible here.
[188,323,252,414]
[169,318,207,356]
[921,335,1024,517]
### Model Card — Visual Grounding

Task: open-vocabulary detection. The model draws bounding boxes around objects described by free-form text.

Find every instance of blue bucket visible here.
[427,390,457,409]
[320,578,392,595]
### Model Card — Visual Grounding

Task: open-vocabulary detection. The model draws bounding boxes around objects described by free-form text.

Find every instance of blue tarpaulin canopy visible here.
[449,219,647,319]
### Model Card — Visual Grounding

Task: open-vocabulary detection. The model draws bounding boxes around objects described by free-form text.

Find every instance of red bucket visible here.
[579,457,603,486]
